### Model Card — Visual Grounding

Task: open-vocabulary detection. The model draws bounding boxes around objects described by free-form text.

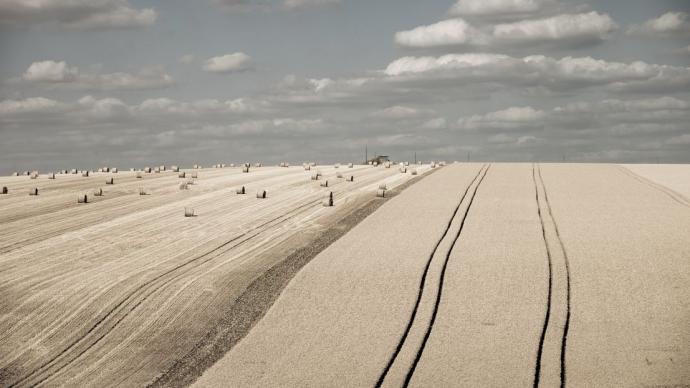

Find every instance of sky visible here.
[1,0,689,173]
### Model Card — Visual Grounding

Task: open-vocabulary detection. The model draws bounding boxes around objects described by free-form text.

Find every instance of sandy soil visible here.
[194,163,690,388]
[0,163,430,387]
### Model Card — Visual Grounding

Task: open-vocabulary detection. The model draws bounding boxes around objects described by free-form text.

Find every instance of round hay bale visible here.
[106,177,114,185]
[236,186,246,195]
[136,172,143,178]
[399,167,407,173]
[346,175,354,182]
[348,163,353,168]
[404,161,409,166]
[171,166,179,172]
[94,188,103,196]
[254,163,262,167]
[410,169,418,175]
[48,173,56,179]
[29,188,38,196]
[304,165,311,171]
[191,172,198,179]
[184,207,195,217]
[12,172,18,176]
[30,171,38,179]
[154,167,160,173]
[230,163,236,167]
[242,166,250,173]
[320,180,329,187]
[311,173,319,180]
[376,189,386,198]
[113,168,119,173]
[139,187,148,195]
[193,164,199,169]
[77,194,88,203]
[256,190,267,199]
[322,191,334,207]
[179,183,188,190]
[178,172,186,178]
[336,172,343,178]
[144,167,152,173]
[384,162,391,168]
[378,183,387,190]
[82,171,90,177]
[1,186,8,194]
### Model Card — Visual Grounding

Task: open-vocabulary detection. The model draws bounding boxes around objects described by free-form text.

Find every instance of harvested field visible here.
[0,164,431,387]
[194,163,690,388]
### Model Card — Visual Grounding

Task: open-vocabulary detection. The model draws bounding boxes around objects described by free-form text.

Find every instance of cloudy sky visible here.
[1,0,689,173]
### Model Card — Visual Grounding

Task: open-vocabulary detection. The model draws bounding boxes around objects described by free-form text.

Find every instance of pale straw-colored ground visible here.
[194,163,690,388]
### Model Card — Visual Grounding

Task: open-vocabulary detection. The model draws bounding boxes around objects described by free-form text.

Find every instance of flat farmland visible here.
[0,163,431,387]
[194,163,690,388]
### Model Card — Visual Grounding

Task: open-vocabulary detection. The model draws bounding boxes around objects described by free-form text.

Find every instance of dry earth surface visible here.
[0,163,432,387]
[194,163,690,388]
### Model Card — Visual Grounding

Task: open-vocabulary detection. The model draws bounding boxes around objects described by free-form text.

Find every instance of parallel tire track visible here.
[375,164,489,387]
[616,166,690,209]
[532,164,571,388]
[402,164,489,387]
[532,164,554,388]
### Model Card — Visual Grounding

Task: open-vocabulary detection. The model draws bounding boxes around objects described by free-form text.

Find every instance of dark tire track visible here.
[401,164,490,387]
[532,163,554,388]
[616,166,690,209]
[374,164,486,388]
[532,164,571,388]
[537,165,571,388]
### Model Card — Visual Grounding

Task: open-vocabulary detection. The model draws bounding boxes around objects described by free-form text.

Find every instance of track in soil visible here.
[532,164,571,388]
[375,163,490,387]
[616,166,690,209]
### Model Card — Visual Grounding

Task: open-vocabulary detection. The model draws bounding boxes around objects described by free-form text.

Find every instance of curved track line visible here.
[616,166,690,208]
[374,164,486,388]
[532,164,554,388]
[401,164,490,387]
[538,165,571,388]
[531,164,571,388]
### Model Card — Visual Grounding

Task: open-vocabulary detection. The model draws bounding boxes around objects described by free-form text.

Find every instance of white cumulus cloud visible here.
[395,18,488,48]
[493,12,617,44]
[203,53,253,73]
[23,60,78,82]
[629,11,690,37]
